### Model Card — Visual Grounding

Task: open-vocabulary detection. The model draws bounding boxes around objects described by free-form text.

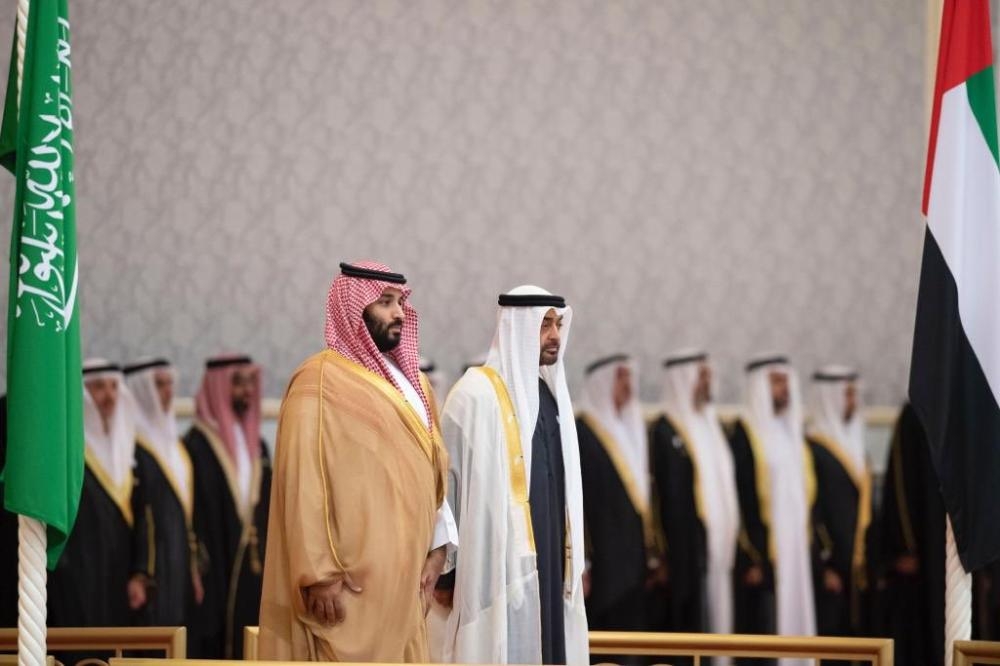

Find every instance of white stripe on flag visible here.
[927,83,1000,408]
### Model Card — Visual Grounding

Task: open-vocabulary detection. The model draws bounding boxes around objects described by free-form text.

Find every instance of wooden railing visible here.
[954,640,1000,666]
[0,627,186,666]
[240,627,892,664]
[589,631,892,664]
[243,627,258,661]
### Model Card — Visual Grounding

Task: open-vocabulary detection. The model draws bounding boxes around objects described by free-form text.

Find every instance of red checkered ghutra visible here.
[324,260,432,430]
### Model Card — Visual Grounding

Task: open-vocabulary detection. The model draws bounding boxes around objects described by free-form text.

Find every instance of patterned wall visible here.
[0,0,928,407]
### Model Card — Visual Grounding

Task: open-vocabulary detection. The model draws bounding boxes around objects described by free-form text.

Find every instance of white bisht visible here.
[439,285,588,665]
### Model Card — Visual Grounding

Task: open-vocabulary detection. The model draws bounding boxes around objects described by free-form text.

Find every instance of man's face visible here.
[693,362,712,409]
[154,369,174,414]
[231,367,255,417]
[539,309,563,366]
[769,370,790,414]
[86,377,119,430]
[843,381,858,422]
[363,287,406,353]
[612,365,632,412]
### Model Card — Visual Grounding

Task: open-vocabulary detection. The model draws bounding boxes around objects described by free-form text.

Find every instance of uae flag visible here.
[910,0,1000,572]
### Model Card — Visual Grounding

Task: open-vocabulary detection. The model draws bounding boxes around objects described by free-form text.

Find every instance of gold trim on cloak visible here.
[740,420,817,563]
[579,412,657,549]
[307,351,448,594]
[657,413,708,524]
[136,437,195,526]
[477,365,537,554]
[323,350,441,462]
[889,419,919,553]
[84,448,135,527]
[145,504,157,576]
[808,432,873,594]
[314,353,352,581]
[189,421,264,660]
[190,420,262,524]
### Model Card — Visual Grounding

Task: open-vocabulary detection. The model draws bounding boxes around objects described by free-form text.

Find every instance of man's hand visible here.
[433,588,454,609]
[744,565,764,587]
[645,560,669,590]
[301,576,362,626]
[127,575,148,610]
[895,554,919,576]
[421,546,447,616]
[582,569,592,599]
[823,568,844,594]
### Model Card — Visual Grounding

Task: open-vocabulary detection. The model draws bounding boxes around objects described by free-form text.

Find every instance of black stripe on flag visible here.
[909,227,1000,571]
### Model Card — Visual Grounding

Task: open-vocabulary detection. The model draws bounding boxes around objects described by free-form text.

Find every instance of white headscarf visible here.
[808,365,866,473]
[744,355,816,649]
[125,358,190,500]
[82,358,137,488]
[661,350,740,641]
[578,355,650,507]
[485,285,586,596]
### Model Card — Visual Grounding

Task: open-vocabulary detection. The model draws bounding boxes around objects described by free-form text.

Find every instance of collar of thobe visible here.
[384,354,430,428]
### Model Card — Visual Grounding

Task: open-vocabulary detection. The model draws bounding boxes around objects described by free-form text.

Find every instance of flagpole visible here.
[13,1,47,665]
[17,517,46,666]
[944,516,972,666]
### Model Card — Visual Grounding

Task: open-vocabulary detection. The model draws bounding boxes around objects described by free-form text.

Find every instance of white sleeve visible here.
[431,497,459,572]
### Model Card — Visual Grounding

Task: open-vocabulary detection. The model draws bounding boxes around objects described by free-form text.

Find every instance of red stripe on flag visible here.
[922,0,994,215]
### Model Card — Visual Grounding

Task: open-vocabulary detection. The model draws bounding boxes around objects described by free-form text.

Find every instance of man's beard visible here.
[364,311,403,352]
[232,398,249,417]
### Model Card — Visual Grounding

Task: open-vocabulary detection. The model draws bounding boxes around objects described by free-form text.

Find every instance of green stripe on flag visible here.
[967,66,999,168]
[0,0,84,570]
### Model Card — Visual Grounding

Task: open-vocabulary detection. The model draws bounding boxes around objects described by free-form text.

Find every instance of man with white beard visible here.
[729,356,816,666]
[438,286,588,665]
[650,351,740,666]
[576,355,656,633]
[807,366,872,648]
[48,360,147,628]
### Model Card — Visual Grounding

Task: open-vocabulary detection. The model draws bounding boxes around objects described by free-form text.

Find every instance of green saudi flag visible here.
[0,0,84,569]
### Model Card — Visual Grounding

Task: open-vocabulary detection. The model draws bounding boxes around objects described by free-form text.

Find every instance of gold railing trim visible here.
[587,631,892,663]
[238,627,892,664]
[0,627,186,659]
[954,639,1000,666]
[242,626,259,662]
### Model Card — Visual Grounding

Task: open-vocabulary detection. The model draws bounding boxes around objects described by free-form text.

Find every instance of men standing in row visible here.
[652,351,740,663]
[806,367,872,648]
[577,354,655,633]
[441,286,589,665]
[49,360,146,628]
[730,356,816,666]
[259,261,457,662]
[126,358,203,628]
[184,355,271,659]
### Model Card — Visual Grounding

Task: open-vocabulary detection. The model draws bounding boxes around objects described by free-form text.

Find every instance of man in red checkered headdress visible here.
[259,261,457,663]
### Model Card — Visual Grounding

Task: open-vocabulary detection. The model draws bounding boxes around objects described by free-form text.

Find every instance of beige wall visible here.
[0,0,928,407]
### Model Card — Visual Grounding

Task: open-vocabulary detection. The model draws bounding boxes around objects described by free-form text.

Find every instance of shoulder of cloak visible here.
[574,413,602,451]
[806,436,838,467]
[442,366,499,419]
[649,412,677,441]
